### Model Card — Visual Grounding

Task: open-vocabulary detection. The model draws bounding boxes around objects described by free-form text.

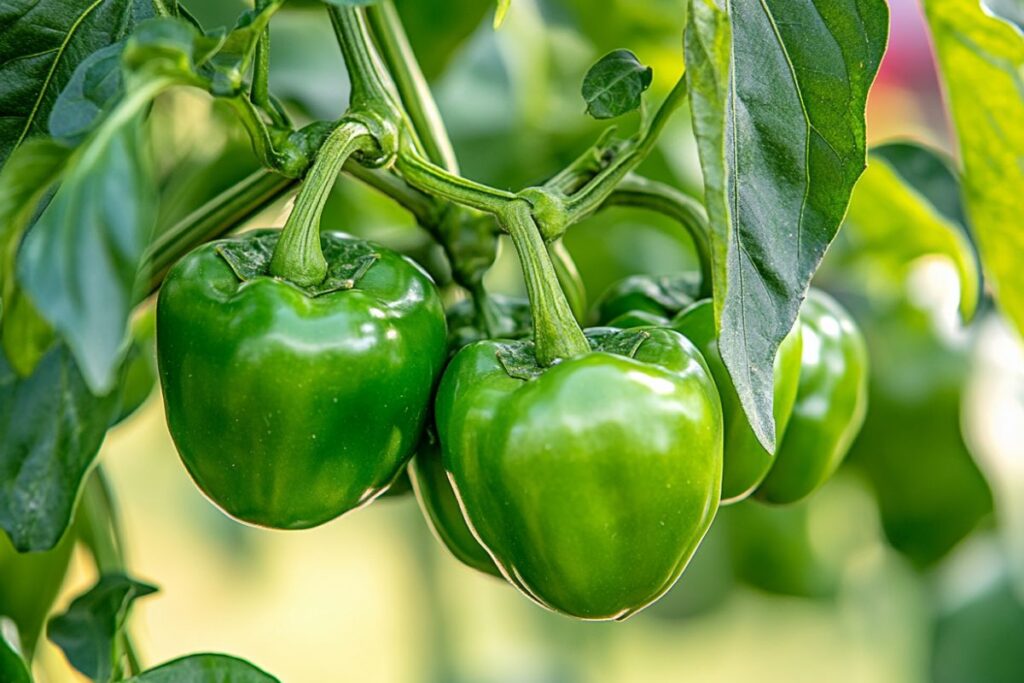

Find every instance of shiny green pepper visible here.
[435,327,723,620]
[157,229,447,529]
[756,290,868,504]
[672,300,803,504]
[593,273,700,325]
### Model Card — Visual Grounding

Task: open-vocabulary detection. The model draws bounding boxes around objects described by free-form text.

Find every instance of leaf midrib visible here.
[11,0,107,153]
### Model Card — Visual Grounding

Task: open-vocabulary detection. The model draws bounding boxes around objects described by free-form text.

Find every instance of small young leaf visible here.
[47,574,157,683]
[127,654,280,682]
[0,344,121,552]
[581,49,653,119]
[0,619,32,683]
[17,111,158,395]
[924,0,1024,338]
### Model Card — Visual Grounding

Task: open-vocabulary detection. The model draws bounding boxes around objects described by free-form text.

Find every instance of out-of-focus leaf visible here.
[843,143,981,322]
[48,574,157,683]
[0,619,31,683]
[494,0,510,29]
[392,0,493,79]
[0,0,159,168]
[0,513,75,658]
[0,139,69,375]
[0,344,121,552]
[127,654,280,682]
[581,49,652,120]
[982,0,1024,33]
[112,307,157,426]
[48,43,127,145]
[924,0,1024,337]
[684,0,888,451]
[18,112,157,395]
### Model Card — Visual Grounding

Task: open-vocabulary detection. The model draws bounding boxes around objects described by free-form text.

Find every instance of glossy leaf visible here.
[0,619,31,683]
[17,112,157,395]
[127,654,280,683]
[48,574,157,683]
[581,49,652,120]
[0,344,120,552]
[842,143,981,321]
[684,0,888,450]
[924,0,1024,338]
[0,0,158,168]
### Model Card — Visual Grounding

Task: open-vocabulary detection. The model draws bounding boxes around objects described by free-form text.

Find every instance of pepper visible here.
[435,327,723,619]
[157,229,447,529]
[672,300,803,504]
[756,290,868,503]
[594,273,699,325]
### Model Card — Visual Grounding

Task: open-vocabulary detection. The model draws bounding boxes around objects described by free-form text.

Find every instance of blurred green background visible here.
[19,0,1024,680]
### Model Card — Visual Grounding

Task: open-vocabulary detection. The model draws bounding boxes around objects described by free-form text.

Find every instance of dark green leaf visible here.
[0,0,158,168]
[47,574,157,683]
[684,0,888,450]
[127,654,280,683]
[111,308,157,426]
[0,619,32,683]
[201,1,283,96]
[49,43,127,145]
[581,49,653,119]
[18,112,158,395]
[924,0,1024,338]
[0,344,120,552]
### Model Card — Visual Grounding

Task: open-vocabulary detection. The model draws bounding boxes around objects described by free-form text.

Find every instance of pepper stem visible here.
[501,201,589,365]
[270,121,375,286]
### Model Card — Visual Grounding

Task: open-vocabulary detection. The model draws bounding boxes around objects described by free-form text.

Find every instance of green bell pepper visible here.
[672,300,803,504]
[756,290,869,504]
[157,229,447,529]
[435,327,723,620]
[594,273,700,325]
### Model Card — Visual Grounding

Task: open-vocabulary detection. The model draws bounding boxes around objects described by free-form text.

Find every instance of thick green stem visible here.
[501,201,589,365]
[366,0,459,172]
[397,146,515,214]
[145,171,297,295]
[270,121,376,285]
[604,175,714,299]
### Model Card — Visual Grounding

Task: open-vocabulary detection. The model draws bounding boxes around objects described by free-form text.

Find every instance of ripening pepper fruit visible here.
[755,290,868,504]
[157,229,447,529]
[435,327,723,620]
[673,300,803,504]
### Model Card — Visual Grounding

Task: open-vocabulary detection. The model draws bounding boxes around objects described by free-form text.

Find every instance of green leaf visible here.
[0,619,32,683]
[200,1,284,96]
[859,142,982,321]
[0,0,159,168]
[684,0,888,450]
[924,0,1024,338]
[17,111,158,395]
[47,574,157,683]
[127,654,280,683]
[0,139,70,374]
[581,49,653,120]
[49,43,127,145]
[0,344,121,552]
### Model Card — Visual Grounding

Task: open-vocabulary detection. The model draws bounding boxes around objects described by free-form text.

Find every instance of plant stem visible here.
[501,201,589,365]
[604,175,714,299]
[563,77,688,224]
[270,121,376,285]
[221,95,306,176]
[78,468,124,575]
[144,171,297,294]
[397,146,516,214]
[365,0,459,172]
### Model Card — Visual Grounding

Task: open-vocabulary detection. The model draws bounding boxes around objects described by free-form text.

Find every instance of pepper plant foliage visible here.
[0,0,1018,677]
